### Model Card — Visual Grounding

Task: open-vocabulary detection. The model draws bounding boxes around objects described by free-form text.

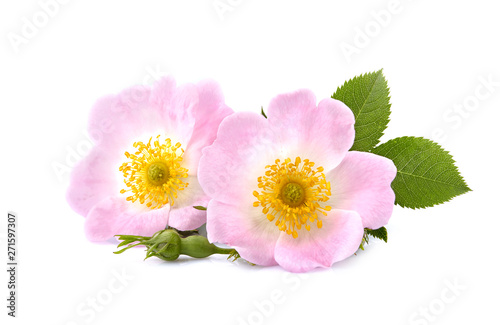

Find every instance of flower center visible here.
[253,157,332,239]
[280,182,305,207]
[119,135,189,209]
[147,162,170,185]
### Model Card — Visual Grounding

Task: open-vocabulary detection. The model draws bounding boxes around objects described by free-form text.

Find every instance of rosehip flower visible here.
[199,90,396,272]
[67,78,233,241]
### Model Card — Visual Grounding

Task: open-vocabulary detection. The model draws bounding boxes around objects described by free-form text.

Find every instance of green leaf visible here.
[193,206,207,210]
[359,227,388,250]
[372,136,471,209]
[366,227,388,243]
[332,69,391,152]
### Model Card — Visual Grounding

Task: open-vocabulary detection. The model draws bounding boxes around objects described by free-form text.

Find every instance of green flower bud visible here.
[114,228,237,262]
[114,229,181,261]
[147,229,182,261]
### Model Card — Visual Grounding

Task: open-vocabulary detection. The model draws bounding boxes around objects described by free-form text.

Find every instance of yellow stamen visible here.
[119,135,189,209]
[254,157,331,238]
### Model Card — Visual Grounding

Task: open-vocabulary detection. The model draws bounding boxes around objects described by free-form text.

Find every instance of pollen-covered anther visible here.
[119,135,189,209]
[254,157,332,239]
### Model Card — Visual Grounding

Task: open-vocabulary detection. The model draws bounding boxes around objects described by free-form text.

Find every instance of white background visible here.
[1,1,499,324]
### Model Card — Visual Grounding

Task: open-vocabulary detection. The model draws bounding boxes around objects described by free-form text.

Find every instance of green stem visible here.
[215,247,235,255]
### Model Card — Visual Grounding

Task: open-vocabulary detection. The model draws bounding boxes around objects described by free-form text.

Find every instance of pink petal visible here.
[150,78,198,145]
[87,77,197,150]
[87,85,151,147]
[198,112,278,205]
[168,206,206,231]
[206,200,280,266]
[274,209,363,273]
[327,151,397,229]
[267,90,355,171]
[84,196,169,241]
[167,176,209,230]
[183,80,233,171]
[66,146,120,217]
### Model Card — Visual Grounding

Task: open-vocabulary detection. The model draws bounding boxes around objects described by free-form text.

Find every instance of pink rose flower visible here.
[198,89,397,272]
[67,77,233,241]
